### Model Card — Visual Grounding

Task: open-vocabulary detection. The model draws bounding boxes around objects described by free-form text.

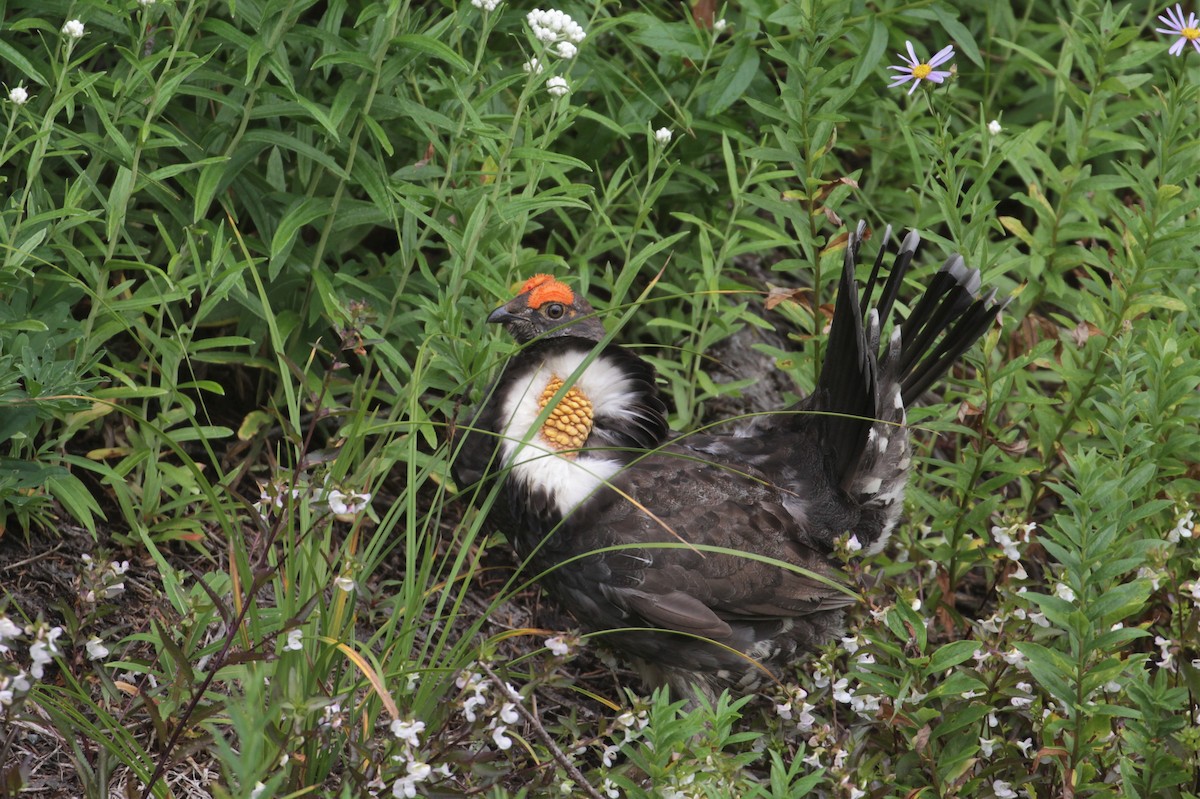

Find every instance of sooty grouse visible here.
[452,222,1007,698]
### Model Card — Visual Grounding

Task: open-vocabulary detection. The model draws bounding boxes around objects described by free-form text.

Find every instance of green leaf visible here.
[46,473,104,537]
[926,640,982,674]
[106,166,136,248]
[1087,580,1151,625]
[508,147,592,172]
[931,4,983,67]
[270,197,330,261]
[1016,642,1076,709]
[707,36,760,116]
[850,17,888,89]
[0,39,48,85]
[393,33,471,74]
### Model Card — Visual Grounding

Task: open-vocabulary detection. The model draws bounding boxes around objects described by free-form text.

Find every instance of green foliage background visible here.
[1,0,1199,797]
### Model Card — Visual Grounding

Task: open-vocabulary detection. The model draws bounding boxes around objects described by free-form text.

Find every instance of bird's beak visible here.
[487,304,517,325]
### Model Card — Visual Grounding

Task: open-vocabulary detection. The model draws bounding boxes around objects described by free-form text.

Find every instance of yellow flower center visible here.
[1185,26,1200,41]
[912,63,933,79]
[538,376,594,455]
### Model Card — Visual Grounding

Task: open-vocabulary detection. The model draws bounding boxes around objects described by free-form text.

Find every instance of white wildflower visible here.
[601,742,620,767]
[987,119,1002,135]
[546,76,569,97]
[556,41,577,59]
[993,779,1018,799]
[845,534,863,553]
[28,625,63,679]
[712,18,727,32]
[7,86,29,105]
[283,629,303,652]
[1054,583,1076,602]
[328,488,371,516]
[523,57,544,75]
[979,736,999,757]
[1156,635,1175,671]
[978,613,1002,633]
[86,636,109,661]
[545,635,571,656]
[334,575,356,592]
[391,718,425,748]
[1002,648,1027,668]
[1168,508,1195,542]
[471,0,500,10]
[1011,681,1034,708]
[654,127,673,145]
[990,524,1022,561]
[0,616,21,648]
[527,8,586,46]
[886,41,955,95]
[491,725,513,750]
[62,19,85,39]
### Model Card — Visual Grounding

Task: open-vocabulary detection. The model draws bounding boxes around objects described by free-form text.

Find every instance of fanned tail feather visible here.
[817,222,1007,485]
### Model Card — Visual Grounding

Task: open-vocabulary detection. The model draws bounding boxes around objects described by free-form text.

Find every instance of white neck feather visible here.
[496,349,643,517]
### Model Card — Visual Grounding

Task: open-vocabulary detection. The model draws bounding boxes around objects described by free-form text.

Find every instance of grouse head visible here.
[487,274,606,343]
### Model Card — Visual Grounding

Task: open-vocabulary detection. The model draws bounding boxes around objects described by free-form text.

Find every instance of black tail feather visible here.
[817,223,1005,485]
[902,287,1008,399]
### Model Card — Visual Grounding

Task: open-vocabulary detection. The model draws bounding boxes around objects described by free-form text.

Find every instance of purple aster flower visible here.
[887,41,955,95]
[1156,4,1200,56]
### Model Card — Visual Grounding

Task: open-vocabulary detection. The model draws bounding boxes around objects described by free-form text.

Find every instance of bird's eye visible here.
[544,303,565,319]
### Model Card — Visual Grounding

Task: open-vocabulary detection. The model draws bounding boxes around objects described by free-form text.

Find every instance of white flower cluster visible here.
[328,487,371,516]
[1181,581,1200,608]
[1167,506,1194,543]
[0,615,39,708]
[470,0,500,11]
[1010,681,1035,709]
[527,8,586,57]
[598,706,649,767]
[28,622,63,679]
[990,521,1035,578]
[774,684,817,731]
[7,85,29,105]
[253,475,372,520]
[283,628,304,652]
[993,779,1019,799]
[62,19,85,39]
[453,666,523,752]
[1155,635,1176,671]
[544,634,577,657]
[81,554,129,603]
[389,718,434,797]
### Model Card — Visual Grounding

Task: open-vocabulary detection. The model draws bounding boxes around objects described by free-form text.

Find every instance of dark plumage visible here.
[452,223,1007,698]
